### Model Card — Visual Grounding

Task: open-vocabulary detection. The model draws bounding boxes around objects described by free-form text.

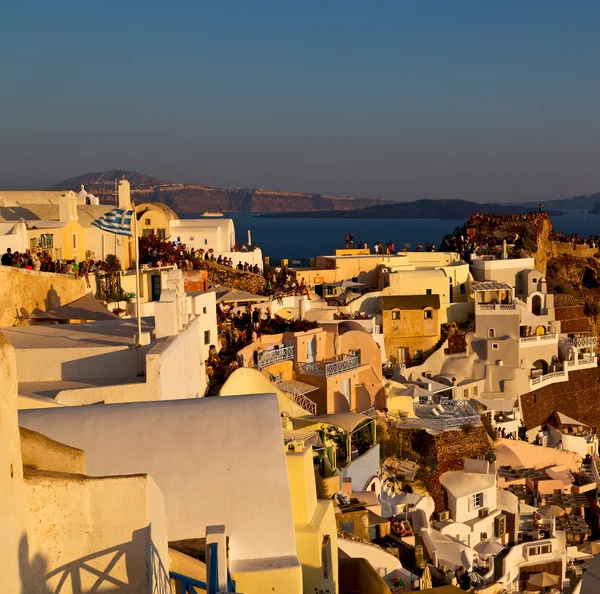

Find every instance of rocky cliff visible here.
[48,170,386,214]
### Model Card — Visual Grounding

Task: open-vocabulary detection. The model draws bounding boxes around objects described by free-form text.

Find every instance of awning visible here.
[30,293,119,322]
[214,287,269,303]
[476,398,517,412]
[556,411,588,427]
[305,412,370,433]
[282,429,323,449]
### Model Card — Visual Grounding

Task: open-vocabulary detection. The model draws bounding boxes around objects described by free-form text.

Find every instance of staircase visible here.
[265,371,317,415]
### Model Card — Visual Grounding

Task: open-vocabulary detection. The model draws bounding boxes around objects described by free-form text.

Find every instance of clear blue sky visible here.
[2,1,599,202]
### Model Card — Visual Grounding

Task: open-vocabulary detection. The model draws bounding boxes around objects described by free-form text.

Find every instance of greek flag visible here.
[91,208,134,237]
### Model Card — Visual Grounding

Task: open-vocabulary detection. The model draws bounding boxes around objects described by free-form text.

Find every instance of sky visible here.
[1,1,600,202]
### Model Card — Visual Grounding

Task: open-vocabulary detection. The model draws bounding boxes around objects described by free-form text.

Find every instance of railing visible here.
[530,370,567,388]
[477,302,517,310]
[561,336,598,349]
[519,332,557,345]
[257,345,294,370]
[267,371,317,415]
[391,399,481,431]
[362,407,376,417]
[170,571,207,594]
[297,355,359,377]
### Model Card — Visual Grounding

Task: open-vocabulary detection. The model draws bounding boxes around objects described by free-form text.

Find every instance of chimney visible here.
[118,179,131,209]
[59,192,77,222]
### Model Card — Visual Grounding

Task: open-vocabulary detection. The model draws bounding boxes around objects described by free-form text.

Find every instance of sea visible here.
[183,210,598,261]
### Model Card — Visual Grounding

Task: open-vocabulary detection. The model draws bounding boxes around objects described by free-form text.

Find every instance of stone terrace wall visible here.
[555,305,591,334]
[196,260,266,294]
[549,242,598,259]
[521,368,600,432]
[401,425,493,513]
[0,267,86,327]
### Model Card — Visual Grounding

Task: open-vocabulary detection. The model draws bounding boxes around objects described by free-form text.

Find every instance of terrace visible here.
[392,399,481,432]
[297,354,359,377]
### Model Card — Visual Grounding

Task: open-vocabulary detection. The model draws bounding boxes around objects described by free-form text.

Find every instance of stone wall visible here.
[182,269,208,291]
[0,267,87,327]
[196,260,266,293]
[549,241,598,260]
[521,368,600,432]
[398,425,494,513]
[519,560,562,592]
[555,305,591,334]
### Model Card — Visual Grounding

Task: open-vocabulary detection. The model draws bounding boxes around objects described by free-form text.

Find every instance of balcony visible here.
[529,370,567,390]
[297,354,359,377]
[519,332,558,346]
[256,345,294,370]
[560,336,598,349]
[475,302,517,313]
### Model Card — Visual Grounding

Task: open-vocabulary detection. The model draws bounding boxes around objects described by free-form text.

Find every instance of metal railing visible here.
[170,571,207,594]
[477,302,517,310]
[267,371,317,415]
[561,336,598,349]
[391,399,481,431]
[257,345,294,370]
[362,407,376,417]
[297,354,359,377]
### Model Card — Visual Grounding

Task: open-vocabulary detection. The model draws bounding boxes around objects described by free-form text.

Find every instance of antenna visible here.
[114,178,118,206]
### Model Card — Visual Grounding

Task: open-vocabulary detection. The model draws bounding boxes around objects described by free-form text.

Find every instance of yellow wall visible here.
[0,266,87,327]
[383,307,440,363]
[59,218,87,261]
[136,204,172,241]
[233,564,303,594]
[286,443,338,594]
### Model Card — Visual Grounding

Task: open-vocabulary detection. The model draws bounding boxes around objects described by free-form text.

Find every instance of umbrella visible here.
[527,572,559,588]
[579,540,600,556]
[474,540,503,557]
[536,505,566,518]
[420,565,432,590]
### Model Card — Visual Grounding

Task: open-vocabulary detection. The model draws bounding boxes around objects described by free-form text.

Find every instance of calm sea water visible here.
[184,210,598,261]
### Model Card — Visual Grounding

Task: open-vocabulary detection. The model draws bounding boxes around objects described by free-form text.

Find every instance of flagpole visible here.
[132,202,142,347]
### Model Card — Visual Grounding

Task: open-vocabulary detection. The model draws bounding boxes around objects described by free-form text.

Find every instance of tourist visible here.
[345,233,354,248]
[1,247,12,266]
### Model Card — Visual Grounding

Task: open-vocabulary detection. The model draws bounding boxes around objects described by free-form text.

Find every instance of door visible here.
[341,378,351,405]
[306,337,316,363]
[398,347,408,364]
[151,275,162,302]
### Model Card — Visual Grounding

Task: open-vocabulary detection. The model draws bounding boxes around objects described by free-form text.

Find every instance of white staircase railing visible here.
[266,371,317,415]
[257,345,294,370]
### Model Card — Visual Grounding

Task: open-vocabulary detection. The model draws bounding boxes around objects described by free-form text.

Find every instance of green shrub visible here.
[584,300,600,320]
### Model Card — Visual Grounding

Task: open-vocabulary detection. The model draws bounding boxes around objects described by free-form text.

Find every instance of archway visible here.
[535,325,546,336]
[532,295,542,316]
[532,359,549,376]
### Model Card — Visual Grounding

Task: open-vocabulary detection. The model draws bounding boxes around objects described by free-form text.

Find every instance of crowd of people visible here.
[549,230,600,247]
[439,211,549,260]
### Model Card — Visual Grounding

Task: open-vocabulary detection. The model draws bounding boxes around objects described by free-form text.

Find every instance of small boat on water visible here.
[202,211,223,217]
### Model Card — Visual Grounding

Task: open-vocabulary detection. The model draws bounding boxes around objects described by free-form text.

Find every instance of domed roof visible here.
[338,321,368,334]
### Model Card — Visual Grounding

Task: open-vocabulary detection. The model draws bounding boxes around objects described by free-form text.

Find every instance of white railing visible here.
[257,345,294,370]
[266,372,317,415]
[477,302,517,311]
[362,407,376,417]
[530,370,567,388]
[298,355,359,377]
[561,336,598,349]
[519,333,557,345]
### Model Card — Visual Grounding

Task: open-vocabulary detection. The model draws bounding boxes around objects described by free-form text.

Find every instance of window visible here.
[470,492,484,510]
[321,535,331,580]
[41,234,53,249]
[463,388,469,399]
[349,349,361,364]
[460,284,466,295]
[340,521,354,534]
[472,386,478,396]
[157,228,166,241]
[492,343,499,350]
[142,229,154,238]
[204,239,208,246]
[204,330,210,345]
[528,544,552,557]
[203,307,207,314]
[145,218,151,225]
[488,328,495,338]
[424,309,433,320]
[532,277,538,283]
[426,288,432,295]
[72,233,77,249]
[392,311,400,320]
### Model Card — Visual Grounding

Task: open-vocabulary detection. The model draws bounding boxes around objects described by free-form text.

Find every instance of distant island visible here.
[258,199,567,220]
[48,169,586,219]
